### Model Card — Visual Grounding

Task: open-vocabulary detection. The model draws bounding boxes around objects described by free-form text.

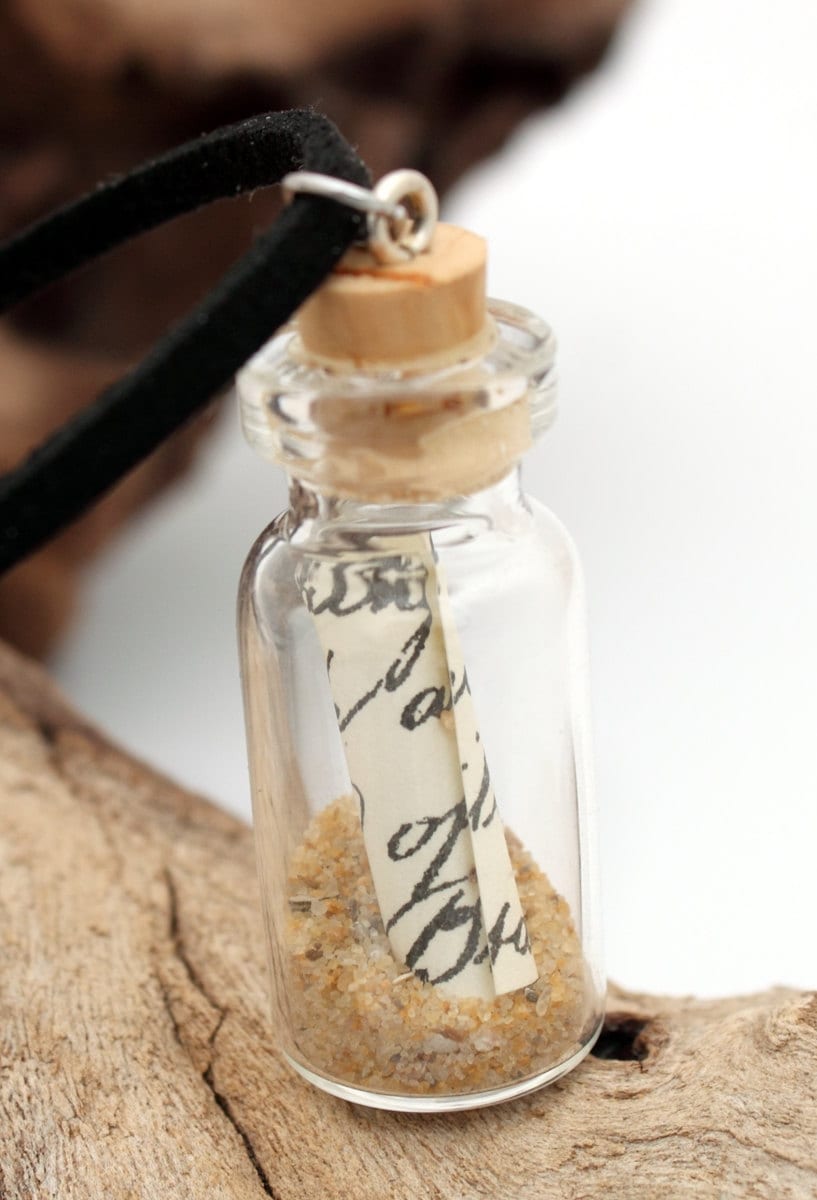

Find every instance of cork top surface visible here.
[297,222,487,366]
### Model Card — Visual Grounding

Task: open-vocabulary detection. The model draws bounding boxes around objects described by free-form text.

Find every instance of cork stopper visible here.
[297,223,487,367]
[251,212,536,503]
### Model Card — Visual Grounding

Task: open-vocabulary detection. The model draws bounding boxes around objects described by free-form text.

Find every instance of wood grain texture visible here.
[0,639,815,1199]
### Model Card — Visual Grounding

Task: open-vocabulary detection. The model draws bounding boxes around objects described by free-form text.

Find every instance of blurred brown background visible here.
[0,0,630,656]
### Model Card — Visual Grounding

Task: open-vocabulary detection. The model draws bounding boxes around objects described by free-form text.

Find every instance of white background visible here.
[53,0,817,999]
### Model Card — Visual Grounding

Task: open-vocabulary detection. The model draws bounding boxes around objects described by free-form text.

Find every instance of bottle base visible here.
[284,1013,604,1113]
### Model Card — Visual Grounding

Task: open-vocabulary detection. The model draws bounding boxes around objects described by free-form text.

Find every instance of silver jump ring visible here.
[281,172,407,224]
[281,169,439,265]
[367,170,438,265]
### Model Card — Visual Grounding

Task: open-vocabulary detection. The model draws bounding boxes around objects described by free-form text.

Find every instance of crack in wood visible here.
[202,1063,278,1199]
[164,866,225,1024]
[162,871,275,1194]
[157,976,186,1051]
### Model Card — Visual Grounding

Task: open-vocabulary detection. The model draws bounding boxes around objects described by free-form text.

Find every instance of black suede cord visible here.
[0,109,371,574]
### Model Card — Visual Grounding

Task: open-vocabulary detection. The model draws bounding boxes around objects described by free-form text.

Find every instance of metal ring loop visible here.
[367,170,439,265]
[281,172,407,223]
[281,168,439,265]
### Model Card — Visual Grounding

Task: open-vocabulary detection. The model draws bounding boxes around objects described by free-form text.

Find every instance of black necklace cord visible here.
[0,109,370,576]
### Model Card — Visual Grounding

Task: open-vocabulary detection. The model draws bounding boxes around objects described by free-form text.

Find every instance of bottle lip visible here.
[237,298,558,465]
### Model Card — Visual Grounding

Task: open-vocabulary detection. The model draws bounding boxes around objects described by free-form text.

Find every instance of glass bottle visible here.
[237,218,604,1112]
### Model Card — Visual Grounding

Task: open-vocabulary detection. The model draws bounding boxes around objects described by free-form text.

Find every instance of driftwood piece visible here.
[0,639,815,1199]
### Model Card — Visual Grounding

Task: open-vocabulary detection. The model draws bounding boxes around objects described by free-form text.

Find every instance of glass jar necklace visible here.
[238,167,604,1111]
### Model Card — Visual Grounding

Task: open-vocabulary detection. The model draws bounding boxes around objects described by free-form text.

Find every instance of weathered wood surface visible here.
[0,640,815,1199]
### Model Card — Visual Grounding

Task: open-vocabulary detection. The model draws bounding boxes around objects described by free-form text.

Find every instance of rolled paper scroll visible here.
[300,533,537,1000]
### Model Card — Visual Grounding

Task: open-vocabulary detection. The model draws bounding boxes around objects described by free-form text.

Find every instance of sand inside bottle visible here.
[286,794,591,1096]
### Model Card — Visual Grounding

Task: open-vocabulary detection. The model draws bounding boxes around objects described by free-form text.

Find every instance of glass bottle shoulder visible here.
[239,481,584,643]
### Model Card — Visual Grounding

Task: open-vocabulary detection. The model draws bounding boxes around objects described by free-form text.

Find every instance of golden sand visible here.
[287,794,591,1095]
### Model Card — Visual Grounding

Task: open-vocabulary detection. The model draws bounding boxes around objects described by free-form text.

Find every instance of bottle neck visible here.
[237,300,558,505]
[286,464,527,537]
